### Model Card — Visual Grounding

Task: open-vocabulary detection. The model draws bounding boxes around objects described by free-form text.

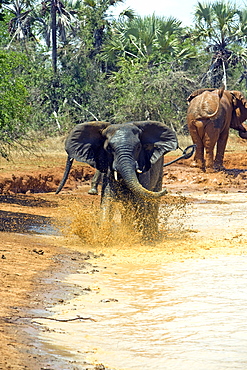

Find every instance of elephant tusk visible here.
[114,171,118,181]
[135,161,142,173]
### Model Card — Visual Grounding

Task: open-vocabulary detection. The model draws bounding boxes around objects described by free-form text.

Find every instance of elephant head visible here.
[229,90,247,137]
[58,120,178,199]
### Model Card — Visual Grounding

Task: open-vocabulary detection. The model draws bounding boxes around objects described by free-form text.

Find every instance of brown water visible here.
[38,256,247,370]
[37,192,247,369]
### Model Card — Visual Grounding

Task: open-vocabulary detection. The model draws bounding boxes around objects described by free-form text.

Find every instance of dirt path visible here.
[0,136,247,369]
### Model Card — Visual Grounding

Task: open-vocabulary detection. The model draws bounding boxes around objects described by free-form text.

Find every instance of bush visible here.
[0,50,32,157]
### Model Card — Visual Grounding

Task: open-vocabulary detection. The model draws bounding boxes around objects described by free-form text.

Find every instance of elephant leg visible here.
[88,170,102,195]
[100,176,115,224]
[142,201,160,240]
[203,128,219,172]
[132,200,160,240]
[214,129,229,171]
[100,196,114,222]
[120,201,137,231]
[188,122,205,170]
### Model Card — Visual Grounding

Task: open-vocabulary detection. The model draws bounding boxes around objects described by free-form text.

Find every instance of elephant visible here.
[56,120,178,239]
[187,86,247,172]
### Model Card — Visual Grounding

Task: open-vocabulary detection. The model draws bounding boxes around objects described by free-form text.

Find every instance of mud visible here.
[0,134,247,369]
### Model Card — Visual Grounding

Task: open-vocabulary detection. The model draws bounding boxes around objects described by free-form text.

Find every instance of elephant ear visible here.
[65,121,110,172]
[230,91,247,130]
[133,121,178,171]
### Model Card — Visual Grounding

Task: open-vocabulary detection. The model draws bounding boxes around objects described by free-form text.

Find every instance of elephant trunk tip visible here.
[135,186,168,200]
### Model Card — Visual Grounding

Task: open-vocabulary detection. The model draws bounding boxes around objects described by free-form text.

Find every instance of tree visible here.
[36,0,80,73]
[101,14,196,69]
[2,0,36,50]
[0,0,11,21]
[107,58,196,130]
[193,1,247,88]
[0,50,32,157]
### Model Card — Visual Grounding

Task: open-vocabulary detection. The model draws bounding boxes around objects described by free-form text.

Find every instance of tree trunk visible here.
[51,0,57,74]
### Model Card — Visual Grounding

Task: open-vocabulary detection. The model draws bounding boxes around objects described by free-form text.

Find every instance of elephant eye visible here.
[105,144,113,153]
[135,142,141,153]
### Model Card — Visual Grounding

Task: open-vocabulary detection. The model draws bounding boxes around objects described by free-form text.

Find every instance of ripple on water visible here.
[39,255,247,370]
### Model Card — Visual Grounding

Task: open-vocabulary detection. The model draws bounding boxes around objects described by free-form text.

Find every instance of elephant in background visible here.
[56,121,178,239]
[187,86,247,172]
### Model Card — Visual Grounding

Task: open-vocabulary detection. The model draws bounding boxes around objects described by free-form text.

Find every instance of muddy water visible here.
[38,192,247,369]
[185,192,247,238]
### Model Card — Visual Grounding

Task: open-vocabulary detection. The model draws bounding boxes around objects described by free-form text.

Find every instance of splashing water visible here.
[61,194,189,248]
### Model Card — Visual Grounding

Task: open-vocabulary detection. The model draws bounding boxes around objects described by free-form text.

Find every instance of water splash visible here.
[61,194,189,248]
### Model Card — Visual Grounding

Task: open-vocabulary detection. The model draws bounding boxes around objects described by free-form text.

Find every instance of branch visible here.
[73,99,99,121]
[4,315,96,323]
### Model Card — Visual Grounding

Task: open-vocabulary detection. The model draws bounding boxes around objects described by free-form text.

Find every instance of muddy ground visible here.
[0,134,247,369]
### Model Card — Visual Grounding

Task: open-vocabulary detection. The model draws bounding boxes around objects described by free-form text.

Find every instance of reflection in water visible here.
[40,256,247,370]
[0,209,59,234]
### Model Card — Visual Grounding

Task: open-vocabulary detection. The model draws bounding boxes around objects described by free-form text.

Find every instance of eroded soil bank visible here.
[0,135,247,369]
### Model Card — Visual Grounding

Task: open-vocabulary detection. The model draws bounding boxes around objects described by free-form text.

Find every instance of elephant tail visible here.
[218,84,225,99]
[205,85,225,119]
[55,156,74,194]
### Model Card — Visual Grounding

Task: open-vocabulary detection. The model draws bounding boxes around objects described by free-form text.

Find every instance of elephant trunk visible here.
[116,156,167,199]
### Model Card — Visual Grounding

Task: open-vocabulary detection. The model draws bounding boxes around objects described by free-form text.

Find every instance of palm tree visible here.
[3,0,36,49]
[0,0,11,21]
[101,15,195,66]
[193,1,247,88]
[37,0,80,73]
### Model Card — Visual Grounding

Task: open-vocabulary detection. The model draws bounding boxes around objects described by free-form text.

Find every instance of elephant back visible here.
[187,87,224,119]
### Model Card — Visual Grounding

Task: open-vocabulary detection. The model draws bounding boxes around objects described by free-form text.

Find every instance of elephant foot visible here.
[88,187,98,195]
[142,228,161,243]
[205,167,215,173]
[214,164,226,172]
[190,160,205,171]
[190,160,199,167]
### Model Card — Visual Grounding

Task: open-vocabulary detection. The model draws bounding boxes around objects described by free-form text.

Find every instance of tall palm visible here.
[193,1,247,88]
[3,0,35,49]
[0,0,11,21]
[102,15,194,65]
[37,0,80,73]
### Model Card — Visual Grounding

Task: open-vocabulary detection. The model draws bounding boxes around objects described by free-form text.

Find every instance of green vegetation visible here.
[0,0,247,156]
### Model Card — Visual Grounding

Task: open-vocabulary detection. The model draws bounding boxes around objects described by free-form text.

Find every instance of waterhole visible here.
[37,192,247,369]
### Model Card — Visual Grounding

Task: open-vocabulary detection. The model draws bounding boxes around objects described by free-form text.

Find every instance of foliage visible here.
[192,1,247,88]
[0,0,247,157]
[101,15,197,67]
[0,50,32,157]
[108,59,197,131]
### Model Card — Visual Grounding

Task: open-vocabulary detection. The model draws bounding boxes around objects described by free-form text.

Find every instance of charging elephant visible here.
[187,86,247,172]
[56,120,178,239]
